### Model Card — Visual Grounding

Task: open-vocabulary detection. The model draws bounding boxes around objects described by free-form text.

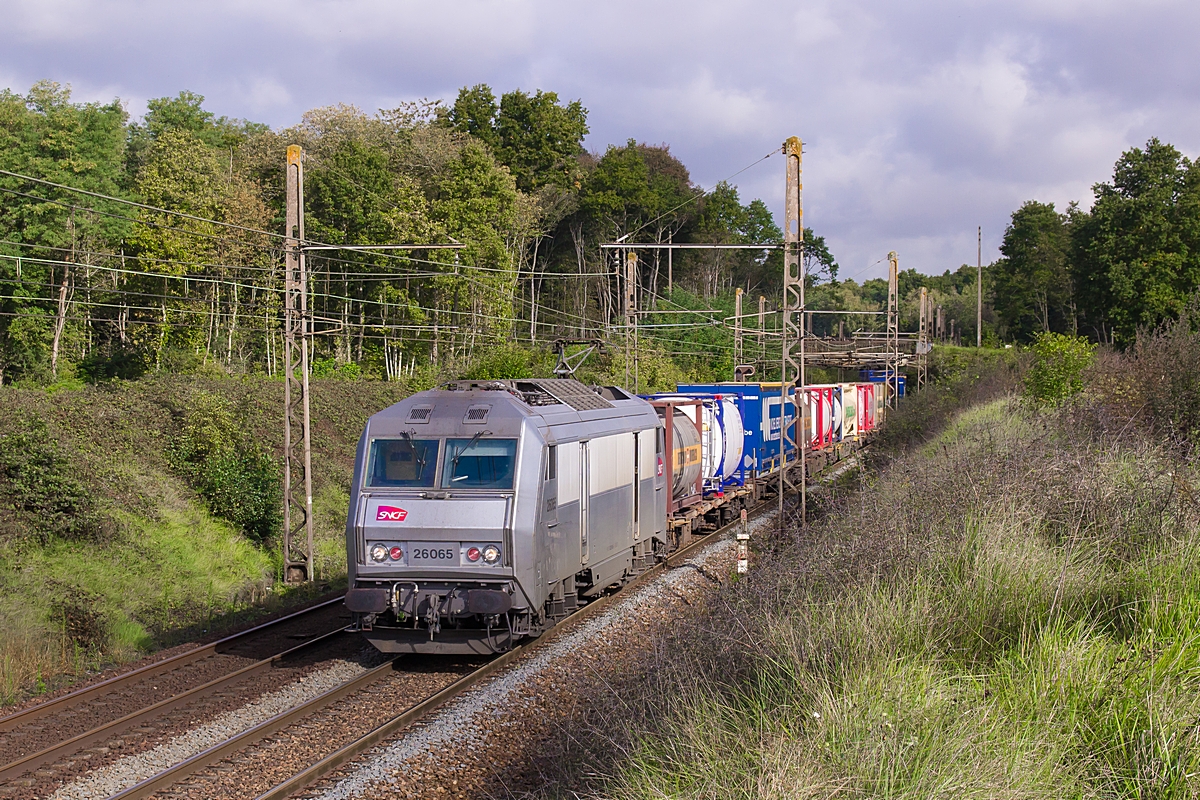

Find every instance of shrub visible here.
[0,422,112,544]
[47,583,110,653]
[1128,301,1200,452]
[168,392,281,542]
[77,344,150,383]
[1023,332,1095,405]
[461,344,546,381]
[311,357,363,380]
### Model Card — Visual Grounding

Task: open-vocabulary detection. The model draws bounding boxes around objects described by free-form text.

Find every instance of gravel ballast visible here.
[49,656,382,800]
[308,522,766,800]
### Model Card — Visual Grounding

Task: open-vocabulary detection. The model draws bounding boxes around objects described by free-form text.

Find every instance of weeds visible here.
[532,368,1200,796]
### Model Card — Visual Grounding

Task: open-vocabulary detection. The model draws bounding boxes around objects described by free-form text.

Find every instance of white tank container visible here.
[659,395,745,484]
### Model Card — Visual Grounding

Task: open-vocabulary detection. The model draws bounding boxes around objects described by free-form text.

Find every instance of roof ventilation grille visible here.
[464,405,491,424]
[407,405,433,423]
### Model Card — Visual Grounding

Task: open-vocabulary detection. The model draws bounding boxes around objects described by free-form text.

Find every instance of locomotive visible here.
[343,377,884,654]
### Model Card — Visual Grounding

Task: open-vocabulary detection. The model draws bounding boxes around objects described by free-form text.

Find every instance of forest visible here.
[1,80,1198,388]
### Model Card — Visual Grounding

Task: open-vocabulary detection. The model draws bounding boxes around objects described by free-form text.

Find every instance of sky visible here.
[2,0,1198,281]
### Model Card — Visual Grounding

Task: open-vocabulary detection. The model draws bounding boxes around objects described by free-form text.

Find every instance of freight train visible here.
[343,377,885,654]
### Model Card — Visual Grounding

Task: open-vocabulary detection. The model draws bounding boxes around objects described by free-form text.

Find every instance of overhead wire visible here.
[0,167,288,241]
[0,162,779,364]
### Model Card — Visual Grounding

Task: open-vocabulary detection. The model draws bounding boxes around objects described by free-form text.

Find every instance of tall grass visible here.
[535,388,1200,798]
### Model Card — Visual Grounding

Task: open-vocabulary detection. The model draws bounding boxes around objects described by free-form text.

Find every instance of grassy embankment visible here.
[0,376,412,706]
[538,340,1200,798]
[0,337,732,709]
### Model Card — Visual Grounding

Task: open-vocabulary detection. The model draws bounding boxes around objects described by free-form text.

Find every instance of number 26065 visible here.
[413,548,454,560]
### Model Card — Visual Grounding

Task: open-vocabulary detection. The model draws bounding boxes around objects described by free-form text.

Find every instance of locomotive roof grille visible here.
[523,379,614,411]
[463,405,491,423]
[407,405,433,423]
[443,378,615,411]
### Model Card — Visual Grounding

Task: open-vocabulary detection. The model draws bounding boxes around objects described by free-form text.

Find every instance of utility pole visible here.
[918,287,930,391]
[886,251,899,409]
[758,295,766,366]
[734,287,743,370]
[780,136,805,527]
[977,226,982,348]
[283,145,314,584]
[625,250,637,391]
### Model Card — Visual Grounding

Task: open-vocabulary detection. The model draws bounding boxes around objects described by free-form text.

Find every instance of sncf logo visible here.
[376,505,408,522]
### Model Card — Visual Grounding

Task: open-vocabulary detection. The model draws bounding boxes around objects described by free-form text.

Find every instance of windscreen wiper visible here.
[399,430,426,473]
[450,431,488,476]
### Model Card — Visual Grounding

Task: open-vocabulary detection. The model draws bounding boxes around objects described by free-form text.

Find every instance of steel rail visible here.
[0,595,345,735]
[0,625,350,784]
[253,506,771,800]
[98,450,862,799]
[107,657,401,800]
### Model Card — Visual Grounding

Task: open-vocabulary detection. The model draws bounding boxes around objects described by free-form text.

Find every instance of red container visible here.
[803,386,836,450]
[857,383,875,433]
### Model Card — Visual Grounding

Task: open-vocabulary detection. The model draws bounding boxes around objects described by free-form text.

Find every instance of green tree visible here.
[126,91,268,176]
[0,82,130,382]
[445,85,500,150]
[802,228,838,283]
[447,85,588,192]
[494,89,588,192]
[993,201,1072,341]
[1073,139,1200,344]
[129,128,271,369]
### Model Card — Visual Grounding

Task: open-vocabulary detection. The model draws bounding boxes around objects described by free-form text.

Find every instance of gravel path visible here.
[305,521,766,800]
[49,653,385,800]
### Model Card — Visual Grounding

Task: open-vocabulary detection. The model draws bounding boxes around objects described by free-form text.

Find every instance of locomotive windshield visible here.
[443,437,517,489]
[366,438,440,488]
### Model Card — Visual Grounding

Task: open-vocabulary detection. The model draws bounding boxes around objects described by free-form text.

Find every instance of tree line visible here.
[0,81,840,386]
[1,78,1192,388]
[993,138,1200,345]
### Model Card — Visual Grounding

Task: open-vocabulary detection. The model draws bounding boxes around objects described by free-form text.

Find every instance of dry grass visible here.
[527,364,1200,797]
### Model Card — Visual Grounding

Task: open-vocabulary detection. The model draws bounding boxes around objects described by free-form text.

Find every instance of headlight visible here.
[482,544,501,564]
[369,543,388,563]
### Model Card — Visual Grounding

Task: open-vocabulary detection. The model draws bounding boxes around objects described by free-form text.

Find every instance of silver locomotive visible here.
[343,379,666,654]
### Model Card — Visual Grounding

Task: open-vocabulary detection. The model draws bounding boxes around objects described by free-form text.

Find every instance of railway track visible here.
[0,597,354,798]
[20,461,855,799]
[89,501,771,800]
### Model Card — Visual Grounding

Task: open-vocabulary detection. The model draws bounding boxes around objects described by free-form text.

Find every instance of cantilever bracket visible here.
[552,338,604,379]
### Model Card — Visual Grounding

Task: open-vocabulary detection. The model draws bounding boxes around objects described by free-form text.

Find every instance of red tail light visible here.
[656,455,664,477]
[389,546,403,561]
[466,547,482,562]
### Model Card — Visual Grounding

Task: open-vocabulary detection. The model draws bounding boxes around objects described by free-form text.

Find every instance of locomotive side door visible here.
[654,426,665,534]
[632,432,640,541]
[580,440,590,565]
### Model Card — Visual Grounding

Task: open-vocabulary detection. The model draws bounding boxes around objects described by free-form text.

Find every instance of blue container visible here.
[858,370,906,398]
[674,383,798,477]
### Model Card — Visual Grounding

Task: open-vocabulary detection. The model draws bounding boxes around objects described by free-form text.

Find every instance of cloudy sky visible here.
[3,0,1197,280]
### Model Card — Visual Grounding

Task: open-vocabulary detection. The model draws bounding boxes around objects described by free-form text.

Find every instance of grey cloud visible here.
[2,0,1198,278]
